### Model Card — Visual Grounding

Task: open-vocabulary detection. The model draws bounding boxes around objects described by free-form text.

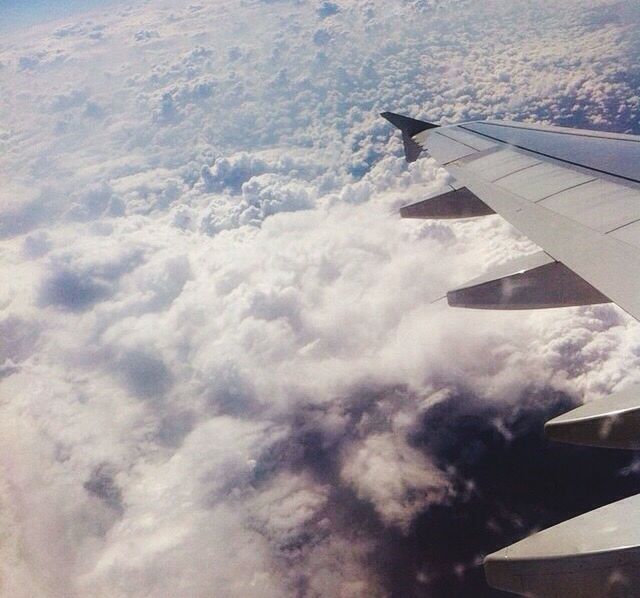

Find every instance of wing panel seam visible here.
[534,178,598,203]
[605,217,640,235]
[491,161,542,183]
[458,125,640,185]
[434,129,484,152]
[473,121,640,144]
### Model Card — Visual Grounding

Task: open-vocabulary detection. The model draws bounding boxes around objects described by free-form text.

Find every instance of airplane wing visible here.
[382,112,640,597]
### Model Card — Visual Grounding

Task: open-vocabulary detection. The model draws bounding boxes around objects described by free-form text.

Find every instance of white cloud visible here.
[1,0,640,595]
[341,432,451,530]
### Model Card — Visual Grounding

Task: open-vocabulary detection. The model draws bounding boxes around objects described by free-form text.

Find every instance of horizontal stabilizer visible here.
[545,387,640,449]
[447,251,610,310]
[400,187,495,219]
[381,111,438,163]
[485,492,640,596]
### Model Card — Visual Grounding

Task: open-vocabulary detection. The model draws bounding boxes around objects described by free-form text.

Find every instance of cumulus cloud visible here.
[2,0,640,596]
[341,432,451,530]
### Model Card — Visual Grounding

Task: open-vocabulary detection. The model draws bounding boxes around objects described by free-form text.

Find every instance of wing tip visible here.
[380,111,438,136]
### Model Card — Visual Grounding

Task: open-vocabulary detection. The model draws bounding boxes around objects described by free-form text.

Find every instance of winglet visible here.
[380,112,438,136]
[381,111,438,163]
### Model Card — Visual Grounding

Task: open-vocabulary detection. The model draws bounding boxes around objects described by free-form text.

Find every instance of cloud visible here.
[114,349,173,399]
[84,463,124,513]
[39,267,113,311]
[341,432,451,530]
[38,242,145,312]
[318,1,341,18]
[2,0,640,596]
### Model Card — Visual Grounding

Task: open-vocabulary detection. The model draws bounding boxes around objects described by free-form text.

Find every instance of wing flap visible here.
[464,148,541,181]
[540,178,640,233]
[427,127,497,151]
[420,131,478,163]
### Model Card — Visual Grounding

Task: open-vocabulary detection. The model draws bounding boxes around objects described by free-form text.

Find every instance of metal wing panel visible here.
[416,123,640,321]
[496,162,596,202]
[417,130,478,163]
[431,128,498,151]
[443,161,640,321]
[464,149,541,181]
[462,120,640,183]
[610,219,640,247]
[540,179,640,234]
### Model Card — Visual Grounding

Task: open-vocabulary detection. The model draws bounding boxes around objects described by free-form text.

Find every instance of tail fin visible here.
[380,111,438,163]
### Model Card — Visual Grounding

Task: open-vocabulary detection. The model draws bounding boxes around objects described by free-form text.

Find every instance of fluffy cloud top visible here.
[2,0,640,596]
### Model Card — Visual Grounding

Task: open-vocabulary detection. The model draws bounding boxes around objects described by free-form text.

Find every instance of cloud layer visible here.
[2,0,640,596]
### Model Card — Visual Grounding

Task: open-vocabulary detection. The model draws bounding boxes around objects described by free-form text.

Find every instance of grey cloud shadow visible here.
[115,349,173,400]
[39,249,145,312]
[245,385,640,598]
[84,463,124,514]
[39,268,113,312]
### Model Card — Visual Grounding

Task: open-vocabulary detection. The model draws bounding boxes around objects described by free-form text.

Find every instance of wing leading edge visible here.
[382,112,640,597]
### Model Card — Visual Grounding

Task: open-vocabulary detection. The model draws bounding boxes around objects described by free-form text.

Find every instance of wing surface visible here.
[412,120,640,321]
[382,113,640,597]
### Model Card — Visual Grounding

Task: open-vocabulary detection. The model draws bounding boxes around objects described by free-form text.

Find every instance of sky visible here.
[2,0,640,596]
[0,0,124,30]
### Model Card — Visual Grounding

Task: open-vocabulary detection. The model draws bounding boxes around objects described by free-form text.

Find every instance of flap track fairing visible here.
[545,387,640,449]
[400,187,495,219]
[485,492,640,597]
[447,252,610,310]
